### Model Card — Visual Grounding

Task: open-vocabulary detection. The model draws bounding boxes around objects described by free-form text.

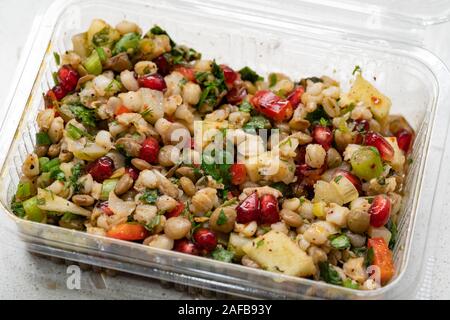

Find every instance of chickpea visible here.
[347,209,370,234]
[179,177,196,197]
[144,234,174,250]
[209,207,237,233]
[280,209,303,227]
[164,217,191,240]
[158,145,180,167]
[181,82,202,105]
[156,195,178,212]
[282,198,301,212]
[305,144,326,169]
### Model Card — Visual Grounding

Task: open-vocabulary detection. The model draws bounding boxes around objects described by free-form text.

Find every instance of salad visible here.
[11,19,414,290]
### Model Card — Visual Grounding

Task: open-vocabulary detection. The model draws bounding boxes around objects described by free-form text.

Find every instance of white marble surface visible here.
[0,0,450,299]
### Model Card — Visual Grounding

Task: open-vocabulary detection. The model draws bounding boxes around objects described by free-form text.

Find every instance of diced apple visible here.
[37,188,91,217]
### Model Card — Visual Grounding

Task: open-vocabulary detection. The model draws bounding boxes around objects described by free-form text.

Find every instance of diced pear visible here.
[313,180,343,205]
[228,232,253,259]
[37,188,91,217]
[72,143,109,161]
[330,176,359,204]
[385,137,406,172]
[243,231,316,277]
[345,74,391,121]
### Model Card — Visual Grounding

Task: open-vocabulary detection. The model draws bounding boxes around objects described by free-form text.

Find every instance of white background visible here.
[0,0,449,299]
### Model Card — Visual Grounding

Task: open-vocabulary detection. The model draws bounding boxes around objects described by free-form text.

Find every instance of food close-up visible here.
[11,18,414,291]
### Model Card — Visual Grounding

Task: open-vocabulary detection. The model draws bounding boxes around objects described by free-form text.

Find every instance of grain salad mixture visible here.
[11,19,414,290]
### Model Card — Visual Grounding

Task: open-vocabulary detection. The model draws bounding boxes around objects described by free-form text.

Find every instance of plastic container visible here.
[1,0,450,299]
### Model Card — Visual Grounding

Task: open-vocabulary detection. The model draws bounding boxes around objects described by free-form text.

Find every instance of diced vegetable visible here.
[367,237,395,285]
[330,234,351,250]
[36,132,52,146]
[41,158,60,173]
[107,223,148,241]
[16,181,32,200]
[212,247,235,263]
[100,179,119,200]
[112,32,141,56]
[36,188,91,217]
[350,146,384,181]
[23,197,45,222]
[83,50,103,75]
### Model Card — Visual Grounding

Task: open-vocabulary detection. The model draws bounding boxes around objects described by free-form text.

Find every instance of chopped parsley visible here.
[343,279,359,289]
[256,239,265,248]
[305,106,330,125]
[352,65,362,75]
[140,189,158,204]
[319,262,343,285]
[196,61,227,109]
[200,150,232,184]
[211,247,234,263]
[330,234,351,250]
[149,25,176,47]
[53,52,61,66]
[239,66,263,83]
[11,200,26,218]
[216,209,228,225]
[365,247,375,266]
[386,219,398,250]
[70,163,84,192]
[243,115,271,132]
[68,103,97,128]
[144,215,161,232]
[268,73,277,87]
[239,101,253,113]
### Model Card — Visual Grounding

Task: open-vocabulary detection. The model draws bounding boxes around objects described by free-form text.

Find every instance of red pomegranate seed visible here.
[87,156,115,183]
[138,73,167,91]
[287,86,305,109]
[153,55,171,76]
[333,169,362,193]
[166,202,185,219]
[125,167,139,181]
[193,228,217,252]
[174,239,199,255]
[354,119,370,133]
[220,64,238,86]
[365,131,394,161]
[236,192,260,223]
[259,194,280,225]
[395,129,413,153]
[295,164,325,186]
[369,195,391,227]
[230,163,247,185]
[139,137,160,164]
[226,85,247,105]
[51,85,67,101]
[58,65,79,92]
[174,66,196,82]
[312,125,333,150]
[99,201,114,216]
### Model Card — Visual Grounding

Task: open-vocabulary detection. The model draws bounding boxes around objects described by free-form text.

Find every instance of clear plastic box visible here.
[1,0,450,299]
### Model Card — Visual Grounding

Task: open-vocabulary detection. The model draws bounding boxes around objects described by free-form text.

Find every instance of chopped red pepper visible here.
[250,90,293,122]
[367,238,395,285]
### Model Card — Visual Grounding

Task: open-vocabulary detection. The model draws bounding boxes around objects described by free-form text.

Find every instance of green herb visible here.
[367,197,374,204]
[239,101,253,113]
[104,79,122,94]
[41,158,60,173]
[141,107,153,118]
[352,65,362,75]
[319,117,330,127]
[166,45,201,65]
[195,61,227,109]
[178,78,187,87]
[92,28,111,47]
[305,106,330,125]
[386,219,398,250]
[140,189,158,204]
[334,176,343,183]
[68,103,96,128]
[52,72,60,86]
[365,247,375,266]
[352,247,367,257]
[50,168,65,181]
[95,46,107,62]
[67,124,93,140]
[144,215,161,232]
[340,102,356,116]
[11,200,26,218]
[319,262,343,285]
[239,66,263,83]
[200,150,232,184]
[299,196,306,204]
[211,247,234,263]
[303,76,322,84]
[70,163,84,192]
[343,279,359,289]
[408,158,413,165]
[256,239,265,248]
[113,32,141,56]
[36,132,52,146]
[217,209,228,225]
[330,234,351,250]
[61,212,77,222]
[149,25,176,47]
[243,115,271,132]
[268,73,277,87]
[220,198,238,208]
[53,52,61,66]
[270,182,292,197]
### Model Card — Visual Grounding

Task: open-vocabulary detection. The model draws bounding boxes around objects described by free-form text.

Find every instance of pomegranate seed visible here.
[395,129,413,153]
[230,163,247,185]
[87,156,115,182]
[139,137,160,164]
[174,66,196,82]
[174,239,199,255]
[354,119,370,133]
[365,131,394,161]
[51,85,67,101]
[220,65,238,86]
[295,164,325,186]
[236,192,260,223]
[153,55,171,76]
[58,65,79,92]
[287,86,305,109]
[98,202,114,216]
[259,194,280,225]
[369,195,391,227]
[333,169,362,193]
[294,146,307,165]
[193,228,217,252]
[166,202,185,219]
[138,73,167,91]
[312,125,333,150]
[226,85,247,105]
[125,167,139,181]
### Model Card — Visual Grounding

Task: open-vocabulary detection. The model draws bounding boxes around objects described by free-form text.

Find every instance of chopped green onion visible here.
[95,47,107,63]
[38,157,50,170]
[16,182,32,199]
[100,179,118,200]
[36,132,52,146]
[53,52,61,66]
[41,158,60,173]
[22,197,45,222]
[83,50,102,75]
